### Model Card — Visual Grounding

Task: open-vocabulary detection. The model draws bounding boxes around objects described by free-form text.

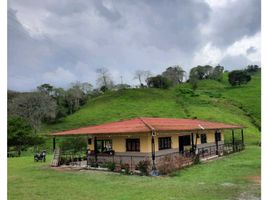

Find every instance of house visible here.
[51,117,244,171]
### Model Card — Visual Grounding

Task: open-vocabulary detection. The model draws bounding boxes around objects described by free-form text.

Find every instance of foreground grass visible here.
[8,145,260,200]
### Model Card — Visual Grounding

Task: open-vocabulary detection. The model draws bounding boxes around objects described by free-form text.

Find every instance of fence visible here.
[197,141,245,158]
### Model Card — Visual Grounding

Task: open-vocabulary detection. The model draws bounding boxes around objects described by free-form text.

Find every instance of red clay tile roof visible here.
[51,117,244,136]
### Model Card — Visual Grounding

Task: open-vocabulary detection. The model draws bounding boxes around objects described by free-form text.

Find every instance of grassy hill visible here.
[43,71,260,144]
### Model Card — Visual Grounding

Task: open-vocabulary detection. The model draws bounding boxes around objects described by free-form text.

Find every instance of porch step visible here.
[51,148,61,167]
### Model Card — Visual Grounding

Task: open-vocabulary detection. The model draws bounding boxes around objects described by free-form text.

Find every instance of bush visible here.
[121,163,130,174]
[136,160,150,175]
[106,162,116,171]
[228,70,251,86]
[157,154,188,175]
[146,75,172,89]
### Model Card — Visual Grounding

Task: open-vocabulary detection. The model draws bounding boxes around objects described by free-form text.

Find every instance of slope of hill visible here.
[43,72,261,145]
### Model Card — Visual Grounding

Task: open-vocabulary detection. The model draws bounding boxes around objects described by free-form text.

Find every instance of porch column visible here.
[195,132,199,154]
[53,137,56,152]
[215,131,219,155]
[241,129,244,148]
[232,129,235,151]
[94,136,98,165]
[191,132,194,151]
[151,131,156,170]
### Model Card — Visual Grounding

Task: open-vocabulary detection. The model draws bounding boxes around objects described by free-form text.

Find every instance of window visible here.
[126,139,140,152]
[96,139,112,153]
[158,137,171,150]
[182,135,191,146]
[200,134,207,144]
[215,131,221,141]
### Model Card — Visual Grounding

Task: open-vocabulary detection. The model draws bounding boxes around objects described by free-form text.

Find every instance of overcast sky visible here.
[8,0,261,91]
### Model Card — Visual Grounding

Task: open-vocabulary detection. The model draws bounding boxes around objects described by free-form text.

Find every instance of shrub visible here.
[193,154,200,165]
[157,154,188,175]
[228,70,251,86]
[136,160,151,175]
[121,163,130,175]
[146,75,172,89]
[106,162,116,171]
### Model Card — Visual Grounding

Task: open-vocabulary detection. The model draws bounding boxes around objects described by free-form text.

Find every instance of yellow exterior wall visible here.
[87,133,151,153]
[193,130,225,144]
[87,130,225,153]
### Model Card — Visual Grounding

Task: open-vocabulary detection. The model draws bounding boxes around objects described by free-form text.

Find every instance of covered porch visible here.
[50,117,245,173]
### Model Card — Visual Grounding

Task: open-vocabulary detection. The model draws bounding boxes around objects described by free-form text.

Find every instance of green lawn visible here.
[8,145,260,200]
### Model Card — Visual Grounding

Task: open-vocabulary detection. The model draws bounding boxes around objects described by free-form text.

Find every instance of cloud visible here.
[202,0,261,47]
[220,55,256,70]
[42,67,77,87]
[8,0,261,91]
[246,46,257,55]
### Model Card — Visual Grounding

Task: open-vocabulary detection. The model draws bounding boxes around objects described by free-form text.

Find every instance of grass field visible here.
[8,146,260,200]
[8,72,261,200]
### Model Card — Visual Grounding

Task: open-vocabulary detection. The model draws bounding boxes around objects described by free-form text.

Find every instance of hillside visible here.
[43,72,261,145]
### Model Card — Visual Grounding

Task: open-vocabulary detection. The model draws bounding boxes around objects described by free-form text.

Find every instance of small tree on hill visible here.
[228,70,251,86]
[146,75,172,89]
[189,68,199,90]
[211,65,224,81]
[245,65,259,74]
[96,68,114,90]
[134,70,152,87]
[162,65,185,85]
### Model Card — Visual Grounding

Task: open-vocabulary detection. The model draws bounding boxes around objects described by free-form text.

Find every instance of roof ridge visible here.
[139,117,155,132]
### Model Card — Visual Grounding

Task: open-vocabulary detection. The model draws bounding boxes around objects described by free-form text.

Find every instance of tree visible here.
[228,70,251,86]
[9,92,57,131]
[8,116,44,156]
[189,65,213,80]
[52,87,68,119]
[134,70,152,87]
[65,84,86,114]
[37,83,54,96]
[146,75,172,89]
[245,65,259,74]
[189,68,199,90]
[70,82,93,96]
[96,68,114,90]
[211,65,224,81]
[162,65,185,85]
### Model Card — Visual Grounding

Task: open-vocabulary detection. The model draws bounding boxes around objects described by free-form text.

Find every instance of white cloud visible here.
[225,32,261,62]
[192,43,222,66]
[42,67,77,87]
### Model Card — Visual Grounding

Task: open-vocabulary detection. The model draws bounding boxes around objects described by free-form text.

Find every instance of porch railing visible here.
[198,141,244,158]
[58,141,245,169]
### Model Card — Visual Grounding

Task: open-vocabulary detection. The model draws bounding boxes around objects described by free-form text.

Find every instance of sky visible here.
[8,0,261,91]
